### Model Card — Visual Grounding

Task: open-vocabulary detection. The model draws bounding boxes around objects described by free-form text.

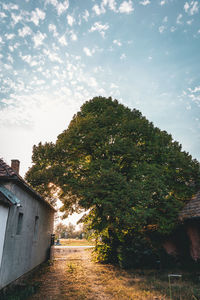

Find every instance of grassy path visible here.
[26,247,200,300]
[27,248,166,300]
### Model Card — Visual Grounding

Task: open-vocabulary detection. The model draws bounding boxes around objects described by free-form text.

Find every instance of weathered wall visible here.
[0,205,9,269]
[0,182,54,290]
[162,220,200,263]
[163,239,178,256]
[186,222,200,261]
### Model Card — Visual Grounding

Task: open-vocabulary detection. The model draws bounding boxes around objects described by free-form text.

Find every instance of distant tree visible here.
[26,96,200,266]
[54,222,67,239]
[54,222,77,239]
[66,222,76,238]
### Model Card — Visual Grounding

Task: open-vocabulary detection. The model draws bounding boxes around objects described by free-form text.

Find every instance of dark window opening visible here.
[16,213,23,235]
[34,216,39,240]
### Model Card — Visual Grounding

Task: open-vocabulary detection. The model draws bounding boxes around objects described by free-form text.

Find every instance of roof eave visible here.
[0,176,56,212]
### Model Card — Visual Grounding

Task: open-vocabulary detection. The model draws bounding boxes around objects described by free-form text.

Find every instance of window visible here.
[16,213,23,235]
[34,216,39,240]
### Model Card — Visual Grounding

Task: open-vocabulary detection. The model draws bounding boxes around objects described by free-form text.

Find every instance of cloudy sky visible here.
[1,0,200,177]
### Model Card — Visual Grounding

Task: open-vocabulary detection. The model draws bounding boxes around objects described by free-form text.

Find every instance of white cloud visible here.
[48,24,58,37]
[30,8,45,26]
[43,49,63,64]
[83,47,95,56]
[92,4,105,15]
[160,0,166,5]
[190,1,199,15]
[110,83,118,89]
[140,0,150,6]
[176,14,183,24]
[184,1,199,15]
[187,19,193,25]
[0,91,79,177]
[7,54,14,63]
[186,104,191,110]
[92,0,117,15]
[2,3,18,10]
[83,9,89,21]
[189,86,200,93]
[3,64,12,70]
[8,46,14,52]
[45,0,69,15]
[163,16,168,23]
[170,26,176,32]
[18,26,32,37]
[45,0,58,7]
[184,2,190,13]
[33,31,46,47]
[60,86,72,96]
[58,35,67,46]
[113,39,122,46]
[106,0,117,12]
[119,0,134,14]
[5,33,15,40]
[94,66,103,73]
[120,53,126,60]
[14,42,20,49]
[70,32,77,41]
[0,12,7,18]
[158,25,165,33]
[19,53,39,67]
[89,22,109,37]
[11,13,22,25]
[57,0,69,15]
[67,15,74,26]
[88,77,97,87]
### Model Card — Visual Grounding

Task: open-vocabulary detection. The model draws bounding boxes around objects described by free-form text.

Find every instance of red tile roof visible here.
[0,158,17,177]
[0,158,56,211]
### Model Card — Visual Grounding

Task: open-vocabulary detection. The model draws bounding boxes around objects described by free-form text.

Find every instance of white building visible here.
[0,159,55,290]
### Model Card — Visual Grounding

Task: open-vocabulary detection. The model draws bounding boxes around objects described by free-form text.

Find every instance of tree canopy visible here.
[26,96,200,266]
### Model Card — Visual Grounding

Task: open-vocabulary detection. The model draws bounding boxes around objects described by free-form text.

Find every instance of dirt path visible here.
[27,246,170,300]
[28,247,113,300]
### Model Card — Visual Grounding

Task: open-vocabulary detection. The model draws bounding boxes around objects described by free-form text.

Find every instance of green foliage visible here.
[26,96,200,266]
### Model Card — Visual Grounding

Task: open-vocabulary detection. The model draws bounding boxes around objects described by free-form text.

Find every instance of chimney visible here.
[11,159,20,174]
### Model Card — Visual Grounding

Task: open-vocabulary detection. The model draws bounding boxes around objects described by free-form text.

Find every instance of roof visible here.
[0,190,13,206]
[0,185,20,205]
[0,159,16,177]
[179,191,200,221]
[0,158,56,211]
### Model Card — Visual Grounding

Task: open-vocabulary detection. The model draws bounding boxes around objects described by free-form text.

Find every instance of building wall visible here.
[0,205,9,269]
[0,182,54,290]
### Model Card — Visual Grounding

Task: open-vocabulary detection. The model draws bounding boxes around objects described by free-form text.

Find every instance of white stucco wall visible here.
[0,182,54,290]
[0,205,9,268]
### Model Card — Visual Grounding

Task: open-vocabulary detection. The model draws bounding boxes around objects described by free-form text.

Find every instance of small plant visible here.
[67,262,77,273]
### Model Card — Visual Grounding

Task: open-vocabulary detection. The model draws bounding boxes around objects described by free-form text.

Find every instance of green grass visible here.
[0,282,40,300]
[59,238,95,246]
[0,261,51,300]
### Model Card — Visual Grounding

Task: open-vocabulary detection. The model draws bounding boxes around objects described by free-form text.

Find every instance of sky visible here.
[0,1,200,188]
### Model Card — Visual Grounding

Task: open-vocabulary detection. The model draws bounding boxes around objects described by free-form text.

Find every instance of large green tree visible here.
[26,96,200,266]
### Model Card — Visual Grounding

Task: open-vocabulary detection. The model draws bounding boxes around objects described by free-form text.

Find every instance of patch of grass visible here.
[59,238,95,246]
[0,282,40,300]
[0,261,51,300]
